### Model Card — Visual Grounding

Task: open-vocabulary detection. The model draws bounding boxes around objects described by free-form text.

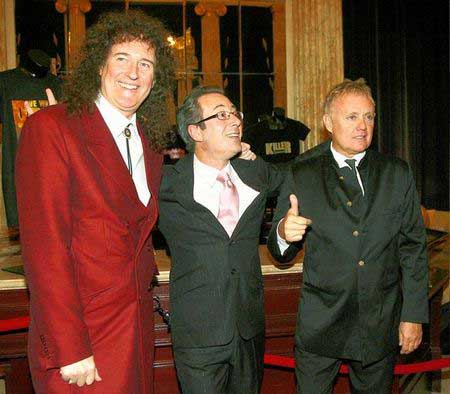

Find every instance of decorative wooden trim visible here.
[423,209,450,233]
[0,0,16,72]
[194,2,227,87]
[286,0,344,151]
[0,0,6,72]
[194,2,227,17]
[91,0,277,7]
[55,0,68,13]
[272,2,287,110]
[55,0,92,71]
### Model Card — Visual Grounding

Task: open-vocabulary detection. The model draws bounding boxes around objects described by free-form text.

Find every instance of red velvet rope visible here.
[0,316,30,332]
[1,318,448,375]
[264,354,450,375]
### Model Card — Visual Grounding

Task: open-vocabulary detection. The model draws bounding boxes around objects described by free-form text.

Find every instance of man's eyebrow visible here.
[112,52,129,57]
[140,58,155,64]
[112,52,155,64]
[211,104,235,111]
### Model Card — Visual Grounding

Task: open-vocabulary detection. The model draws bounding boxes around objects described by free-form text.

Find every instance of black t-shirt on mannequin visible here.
[243,107,310,164]
[0,49,61,226]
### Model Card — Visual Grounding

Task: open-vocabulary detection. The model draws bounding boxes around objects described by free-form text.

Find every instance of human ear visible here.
[323,114,333,133]
[188,124,204,143]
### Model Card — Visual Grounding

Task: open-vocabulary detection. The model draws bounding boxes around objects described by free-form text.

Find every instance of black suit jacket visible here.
[159,155,283,348]
[268,142,429,365]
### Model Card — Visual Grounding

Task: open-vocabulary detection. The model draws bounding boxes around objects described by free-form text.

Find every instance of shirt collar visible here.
[95,94,137,138]
[193,155,232,188]
[330,142,366,169]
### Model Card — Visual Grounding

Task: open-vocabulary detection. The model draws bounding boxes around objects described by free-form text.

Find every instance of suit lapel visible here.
[135,125,163,251]
[172,154,227,235]
[321,150,345,210]
[137,124,159,204]
[83,107,142,206]
[231,158,262,192]
[229,158,267,237]
[358,150,378,224]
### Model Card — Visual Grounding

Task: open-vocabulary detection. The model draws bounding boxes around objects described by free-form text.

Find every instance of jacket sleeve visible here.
[266,161,287,197]
[157,164,176,236]
[15,110,92,369]
[267,165,302,263]
[398,164,429,323]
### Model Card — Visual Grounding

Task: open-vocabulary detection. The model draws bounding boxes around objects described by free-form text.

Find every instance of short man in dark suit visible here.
[268,79,429,393]
[158,86,286,393]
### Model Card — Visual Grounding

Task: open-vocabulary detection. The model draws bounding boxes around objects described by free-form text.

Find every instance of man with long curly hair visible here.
[15,10,174,393]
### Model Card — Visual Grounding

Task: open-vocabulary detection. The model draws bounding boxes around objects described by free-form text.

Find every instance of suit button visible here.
[347,201,353,207]
[358,260,365,267]
[231,268,237,274]
[352,230,359,237]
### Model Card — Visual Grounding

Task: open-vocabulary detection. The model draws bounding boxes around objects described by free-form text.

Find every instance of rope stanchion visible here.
[0,316,30,332]
[264,354,450,375]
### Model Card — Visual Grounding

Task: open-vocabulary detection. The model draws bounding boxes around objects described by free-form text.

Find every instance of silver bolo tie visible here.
[124,123,133,176]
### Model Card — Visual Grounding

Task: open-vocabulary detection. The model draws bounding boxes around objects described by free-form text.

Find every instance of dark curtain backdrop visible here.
[343,0,449,210]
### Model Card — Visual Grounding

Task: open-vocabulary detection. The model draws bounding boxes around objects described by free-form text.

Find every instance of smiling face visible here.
[323,93,375,157]
[99,40,156,119]
[188,93,243,169]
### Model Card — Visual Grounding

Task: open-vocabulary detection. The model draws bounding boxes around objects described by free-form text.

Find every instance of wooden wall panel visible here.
[286,0,344,151]
[0,0,6,72]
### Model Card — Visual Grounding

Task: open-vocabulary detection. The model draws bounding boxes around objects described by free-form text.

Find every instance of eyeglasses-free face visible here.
[99,40,156,119]
[193,110,244,125]
[323,93,375,157]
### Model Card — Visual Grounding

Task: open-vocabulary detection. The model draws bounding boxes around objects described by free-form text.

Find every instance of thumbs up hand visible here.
[287,194,299,216]
[278,194,312,242]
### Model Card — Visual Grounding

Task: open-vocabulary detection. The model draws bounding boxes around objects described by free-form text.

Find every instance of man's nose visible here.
[357,116,367,130]
[127,62,139,80]
[229,112,242,126]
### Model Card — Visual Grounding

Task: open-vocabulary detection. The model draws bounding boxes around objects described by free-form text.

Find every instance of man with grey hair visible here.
[268,78,429,393]
[158,85,286,393]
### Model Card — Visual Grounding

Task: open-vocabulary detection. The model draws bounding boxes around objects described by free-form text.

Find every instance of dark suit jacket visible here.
[268,141,429,365]
[158,154,283,348]
[16,104,162,393]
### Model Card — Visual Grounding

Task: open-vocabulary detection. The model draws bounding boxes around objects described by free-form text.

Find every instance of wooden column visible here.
[0,0,16,230]
[271,2,286,110]
[194,2,227,87]
[0,0,7,72]
[286,0,344,151]
[55,0,91,71]
[0,0,15,72]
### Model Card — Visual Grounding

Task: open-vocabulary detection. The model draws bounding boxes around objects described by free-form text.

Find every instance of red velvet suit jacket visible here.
[15,104,163,393]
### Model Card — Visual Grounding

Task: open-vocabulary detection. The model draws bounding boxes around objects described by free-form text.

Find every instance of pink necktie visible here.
[217,169,239,237]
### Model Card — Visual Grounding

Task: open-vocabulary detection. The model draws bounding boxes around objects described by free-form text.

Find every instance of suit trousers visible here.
[295,347,396,394]
[173,332,265,394]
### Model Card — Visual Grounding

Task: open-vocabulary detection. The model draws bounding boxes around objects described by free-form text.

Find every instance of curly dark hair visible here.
[63,10,175,151]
